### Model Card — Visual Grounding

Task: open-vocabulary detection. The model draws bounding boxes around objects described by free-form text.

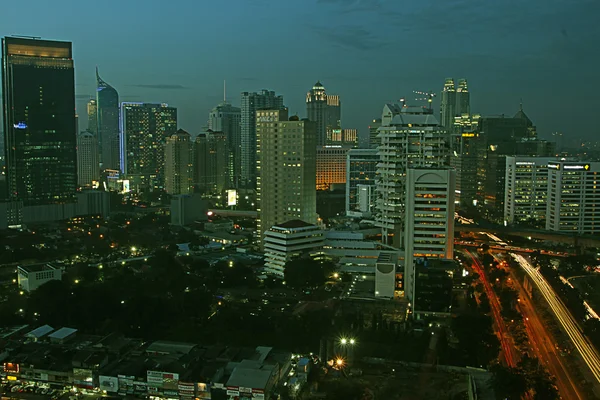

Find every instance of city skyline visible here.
[2,0,599,143]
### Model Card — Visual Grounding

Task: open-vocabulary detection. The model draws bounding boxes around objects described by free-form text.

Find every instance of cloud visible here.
[130,84,190,90]
[309,24,387,51]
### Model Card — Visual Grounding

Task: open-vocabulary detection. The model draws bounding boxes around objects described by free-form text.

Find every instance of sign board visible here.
[99,376,119,393]
[227,189,237,206]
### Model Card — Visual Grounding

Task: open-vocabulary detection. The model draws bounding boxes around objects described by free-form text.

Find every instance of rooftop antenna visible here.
[519,98,523,111]
[224,80,226,102]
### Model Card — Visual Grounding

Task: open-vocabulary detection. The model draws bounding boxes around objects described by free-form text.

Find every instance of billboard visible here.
[73,368,93,389]
[99,376,119,393]
[147,371,179,390]
[227,189,237,206]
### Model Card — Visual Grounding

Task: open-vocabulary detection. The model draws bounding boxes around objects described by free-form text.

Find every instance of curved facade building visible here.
[96,68,120,171]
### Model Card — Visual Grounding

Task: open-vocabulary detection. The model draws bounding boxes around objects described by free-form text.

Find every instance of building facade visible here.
[208,102,241,187]
[77,131,100,188]
[440,78,470,130]
[164,129,192,195]
[367,118,382,149]
[2,37,77,206]
[316,145,352,191]
[306,82,341,146]
[546,161,600,234]
[346,149,378,218]
[449,114,483,207]
[87,99,98,135]
[404,168,455,303]
[120,102,177,192]
[18,263,62,292]
[375,105,449,247]
[96,68,120,171]
[240,90,284,187]
[256,110,317,239]
[194,130,229,194]
[504,156,556,225]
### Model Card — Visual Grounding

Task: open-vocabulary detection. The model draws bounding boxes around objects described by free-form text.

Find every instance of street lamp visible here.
[336,358,344,367]
[340,338,347,345]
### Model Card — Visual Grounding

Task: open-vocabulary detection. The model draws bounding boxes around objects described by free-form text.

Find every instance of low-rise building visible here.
[263,220,324,278]
[413,258,458,320]
[17,264,62,292]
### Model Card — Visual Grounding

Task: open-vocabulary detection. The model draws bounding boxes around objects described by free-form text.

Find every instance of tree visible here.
[284,258,326,288]
[490,364,528,400]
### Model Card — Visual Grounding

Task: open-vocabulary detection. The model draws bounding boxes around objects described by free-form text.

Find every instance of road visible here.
[464,249,517,367]
[511,253,600,385]
[493,253,585,400]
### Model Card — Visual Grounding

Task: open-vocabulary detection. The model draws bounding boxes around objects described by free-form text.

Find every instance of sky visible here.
[3,0,599,143]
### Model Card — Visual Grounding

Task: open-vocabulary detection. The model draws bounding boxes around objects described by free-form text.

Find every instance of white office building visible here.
[546,161,600,234]
[375,252,397,299]
[404,168,455,302]
[18,263,62,292]
[504,156,556,225]
[263,220,324,278]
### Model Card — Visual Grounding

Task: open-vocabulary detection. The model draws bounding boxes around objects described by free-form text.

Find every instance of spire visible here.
[223,80,226,102]
[519,98,523,111]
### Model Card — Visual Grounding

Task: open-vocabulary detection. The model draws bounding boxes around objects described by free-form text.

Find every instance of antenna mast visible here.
[223,80,226,102]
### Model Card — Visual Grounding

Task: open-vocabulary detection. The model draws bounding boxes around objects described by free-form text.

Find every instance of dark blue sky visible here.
[4,0,599,142]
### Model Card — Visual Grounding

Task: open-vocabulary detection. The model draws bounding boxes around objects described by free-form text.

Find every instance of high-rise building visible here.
[449,113,483,207]
[96,68,120,171]
[194,130,229,194]
[256,109,317,239]
[346,149,378,217]
[120,102,177,192]
[240,90,284,187]
[367,118,382,149]
[376,105,449,247]
[2,37,77,206]
[208,102,241,187]
[546,161,600,235]
[306,82,342,146]
[439,78,456,129]
[404,167,455,303]
[87,99,98,135]
[504,156,556,226]
[164,129,192,195]
[455,79,470,117]
[316,145,353,191]
[77,131,100,188]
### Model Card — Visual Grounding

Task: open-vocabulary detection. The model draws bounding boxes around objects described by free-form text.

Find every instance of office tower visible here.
[439,78,456,129]
[306,82,342,146]
[240,90,284,187]
[316,145,353,190]
[77,131,100,188]
[208,101,241,186]
[87,99,98,135]
[376,104,449,247]
[455,79,470,117]
[96,68,120,171]
[346,149,378,217]
[256,109,317,238]
[120,102,177,192]
[546,161,600,234]
[194,130,229,194]
[449,113,483,207]
[404,167,455,302]
[504,156,556,225]
[2,37,77,206]
[164,129,192,195]
[413,258,458,318]
[368,118,382,149]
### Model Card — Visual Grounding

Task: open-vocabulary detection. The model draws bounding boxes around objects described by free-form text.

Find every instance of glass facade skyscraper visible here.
[96,68,120,171]
[2,37,77,206]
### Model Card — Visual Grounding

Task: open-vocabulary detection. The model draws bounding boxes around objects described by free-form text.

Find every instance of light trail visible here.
[510,253,600,383]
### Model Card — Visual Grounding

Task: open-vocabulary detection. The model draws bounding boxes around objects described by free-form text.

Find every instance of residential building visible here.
[256,110,317,239]
[367,118,382,149]
[546,161,600,234]
[193,130,229,194]
[346,149,378,217]
[504,156,556,225]
[404,168,455,303]
[164,129,192,195]
[96,68,120,171]
[18,263,62,292]
[376,105,449,247]
[208,101,241,186]
[263,220,324,277]
[2,37,77,206]
[306,82,341,146]
[120,102,177,192]
[240,90,284,187]
[77,131,100,188]
[316,145,352,190]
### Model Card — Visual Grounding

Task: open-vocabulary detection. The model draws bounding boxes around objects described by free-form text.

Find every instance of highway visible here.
[464,249,517,367]
[510,253,600,384]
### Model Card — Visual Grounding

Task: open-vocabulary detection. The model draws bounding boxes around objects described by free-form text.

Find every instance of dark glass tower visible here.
[2,37,77,206]
[96,68,120,171]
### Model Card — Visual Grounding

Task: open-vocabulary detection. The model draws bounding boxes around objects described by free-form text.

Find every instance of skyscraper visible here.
[346,149,379,217]
[240,90,284,187]
[96,68,120,171]
[375,104,449,247]
[2,37,77,206]
[256,110,317,239]
[77,131,100,188]
[194,130,229,194]
[449,113,483,207]
[87,99,98,135]
[164,129,192,195]
[208,102,241,187]
[306,82,342,146]
[439,78,456,129]
[316,145,353,190]
[455,78,470,117]
[368,118,382,149]
[120,102,177,192]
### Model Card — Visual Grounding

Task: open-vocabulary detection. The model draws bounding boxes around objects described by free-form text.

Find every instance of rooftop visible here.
[25,325,54,339]
[19,263,58,273]
[226,362,275,390]
[48,327,77,340]
[146,340,197,355]
[274,220,315,229]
